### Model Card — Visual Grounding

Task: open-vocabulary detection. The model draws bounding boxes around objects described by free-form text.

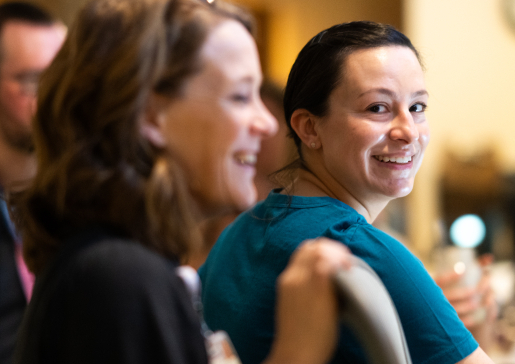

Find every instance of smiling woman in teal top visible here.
[200,21,494,364]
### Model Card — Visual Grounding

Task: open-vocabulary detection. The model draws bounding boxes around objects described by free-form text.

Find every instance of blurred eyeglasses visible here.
[1,71,40,96]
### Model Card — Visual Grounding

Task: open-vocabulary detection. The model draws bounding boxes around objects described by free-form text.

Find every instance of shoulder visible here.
[322,220,440,306]
[263,194,363,242]
[50,234,200,340]
[20,232,207,364]
[39,232,185,310]
[205,195,362,262]
[324,218,414,260]
[75,237,172,277]
[66,236,182,300]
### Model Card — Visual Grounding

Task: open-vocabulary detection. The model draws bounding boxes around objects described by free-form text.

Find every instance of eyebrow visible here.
[228,75,254,86]
[358,88,429,98]
[412,90,429,97]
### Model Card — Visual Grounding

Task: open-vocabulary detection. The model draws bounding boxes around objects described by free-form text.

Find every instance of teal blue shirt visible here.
[200,190,478,364]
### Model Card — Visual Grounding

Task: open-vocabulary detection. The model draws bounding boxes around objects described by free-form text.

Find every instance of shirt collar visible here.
[0,195,17,240]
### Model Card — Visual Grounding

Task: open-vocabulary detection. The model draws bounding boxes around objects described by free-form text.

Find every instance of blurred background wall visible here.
[405,0,515,260]
[231,0,402,85]
[8,0,515,262]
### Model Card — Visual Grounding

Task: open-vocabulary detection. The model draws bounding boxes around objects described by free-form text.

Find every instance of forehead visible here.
[196,19,261,86]
[0,21,65,69]
[337,46,424,93]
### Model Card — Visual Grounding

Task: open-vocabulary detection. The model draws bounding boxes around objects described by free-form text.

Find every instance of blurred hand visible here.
[434,254,498,351]
[434,254,497,328]
[265,238,352,364]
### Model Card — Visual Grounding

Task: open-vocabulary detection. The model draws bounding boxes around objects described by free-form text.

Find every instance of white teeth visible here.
[235,154,257,166]
[374,155,412,164]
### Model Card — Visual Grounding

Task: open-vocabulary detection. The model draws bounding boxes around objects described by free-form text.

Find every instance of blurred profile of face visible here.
[0,21,66,153]
[159,20,277,215]
[316,46,429,204]
[254,94,294,201]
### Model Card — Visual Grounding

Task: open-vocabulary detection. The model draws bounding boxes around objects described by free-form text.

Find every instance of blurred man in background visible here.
[0,2,65,362]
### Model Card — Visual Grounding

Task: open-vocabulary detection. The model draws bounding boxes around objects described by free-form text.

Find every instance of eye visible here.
[409,103,427,113]
[231,93,251,104]
[368,104,387,113]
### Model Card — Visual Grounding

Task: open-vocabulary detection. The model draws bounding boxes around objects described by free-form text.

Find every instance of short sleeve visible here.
[325,223,478,364]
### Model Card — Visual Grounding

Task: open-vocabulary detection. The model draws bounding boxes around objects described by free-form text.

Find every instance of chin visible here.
[204,188,257,217]
[382,183,414,200]
[393,186,413,199]
[232,189,257,212]
[391,176,416,195]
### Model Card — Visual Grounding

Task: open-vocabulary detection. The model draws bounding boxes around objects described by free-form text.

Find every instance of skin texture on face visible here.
[0,21,66,153]
[296,46,429,222]
[156,20,277,216]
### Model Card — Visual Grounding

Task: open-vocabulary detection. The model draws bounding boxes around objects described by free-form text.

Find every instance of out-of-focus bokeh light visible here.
[450,214,486,248]
[454,261,466,275]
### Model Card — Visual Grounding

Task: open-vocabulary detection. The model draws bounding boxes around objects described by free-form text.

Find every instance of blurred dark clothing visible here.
[14,226,208,364]
[0,199,26,364]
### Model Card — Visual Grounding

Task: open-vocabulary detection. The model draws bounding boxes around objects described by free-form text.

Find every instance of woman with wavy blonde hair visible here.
[12,0,352,363]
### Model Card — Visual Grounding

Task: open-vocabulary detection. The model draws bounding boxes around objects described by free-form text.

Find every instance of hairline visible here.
[318,44,422,118]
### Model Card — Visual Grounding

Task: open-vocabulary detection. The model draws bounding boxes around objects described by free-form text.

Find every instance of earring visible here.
[311,142,316,149]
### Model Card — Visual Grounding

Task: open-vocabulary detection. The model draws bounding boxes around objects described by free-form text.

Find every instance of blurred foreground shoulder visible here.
[15,230,208,364]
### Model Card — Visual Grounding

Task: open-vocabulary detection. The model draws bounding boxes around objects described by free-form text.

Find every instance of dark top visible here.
[0,199,26,364]
[14,226,208,364]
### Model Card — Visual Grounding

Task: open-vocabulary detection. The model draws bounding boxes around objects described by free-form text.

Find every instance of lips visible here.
[373,155,413,164]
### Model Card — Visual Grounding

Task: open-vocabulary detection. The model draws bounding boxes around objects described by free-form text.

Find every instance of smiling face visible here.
[157,20,277,215]
[315,46,429,207]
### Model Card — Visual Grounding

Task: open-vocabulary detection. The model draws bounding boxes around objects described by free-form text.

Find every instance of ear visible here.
[290,109,321,150]
[140,95,167,148]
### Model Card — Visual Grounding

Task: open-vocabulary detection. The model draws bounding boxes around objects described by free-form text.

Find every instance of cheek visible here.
[208,118,239,167]
[345,126,383,161]
[218,123,244,182]
[0,86,18,111]
[419,125,430,151]
[194,120,241,196]
[410,126,430,174]
[165,119,209,185]
[0,94,33,125]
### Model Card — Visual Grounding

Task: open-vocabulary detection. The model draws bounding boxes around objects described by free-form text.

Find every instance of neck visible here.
[289,156,390,223]
[0,140,36,192]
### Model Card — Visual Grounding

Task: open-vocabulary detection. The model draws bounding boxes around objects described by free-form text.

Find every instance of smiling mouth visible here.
[373,155,413,164]
[235,153,257,166]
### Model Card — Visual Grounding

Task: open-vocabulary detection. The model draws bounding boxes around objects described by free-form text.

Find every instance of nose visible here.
[389,109,419,143]
[251,99,278,138]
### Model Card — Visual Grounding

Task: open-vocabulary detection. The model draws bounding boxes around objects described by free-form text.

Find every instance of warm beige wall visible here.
[404,0,515,258]
[234,0,402,85]
[9,0,401,83]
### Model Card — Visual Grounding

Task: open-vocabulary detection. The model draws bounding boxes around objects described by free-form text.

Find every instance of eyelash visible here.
[367,103,428,113]
[232,94,251,103]
[410,103,427,112]
[368,104,387,113]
